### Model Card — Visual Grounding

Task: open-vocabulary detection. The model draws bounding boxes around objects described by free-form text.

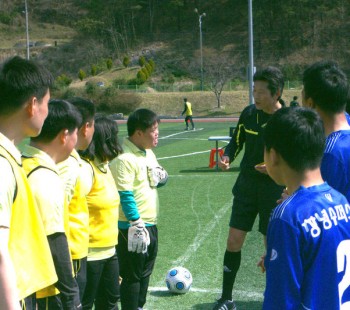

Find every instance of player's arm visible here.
[320,153,346,195]
[0,229,21,310]
[219,116,246,170]
[0,159,20,309]
[181,103,186,115]
[47,233,81,308]
[263,219,302,309]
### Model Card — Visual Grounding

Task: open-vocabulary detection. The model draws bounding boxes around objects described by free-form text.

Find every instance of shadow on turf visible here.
[179,167,240,173]
[192,301,263,310]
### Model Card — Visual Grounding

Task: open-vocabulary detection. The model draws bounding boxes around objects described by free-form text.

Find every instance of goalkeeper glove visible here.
[148,166,168,188]
[128,218,150,254]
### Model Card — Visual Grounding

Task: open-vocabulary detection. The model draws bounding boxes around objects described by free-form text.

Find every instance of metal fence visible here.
[112,80,302,92]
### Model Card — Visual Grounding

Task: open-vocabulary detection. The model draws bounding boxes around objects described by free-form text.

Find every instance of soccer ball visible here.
[165,266,193,294]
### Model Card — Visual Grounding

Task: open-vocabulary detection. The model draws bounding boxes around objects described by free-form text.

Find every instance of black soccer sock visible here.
[221,250,241,301]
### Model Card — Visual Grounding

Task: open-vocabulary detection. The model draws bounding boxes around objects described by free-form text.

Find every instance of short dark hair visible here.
[253,66,284,99]
[67,97,96,127]
[127,108,159,137]
[264,107,325,172]
[303,60,348,113]
[0,56,53,115]
[293,96,298,100]
[80,114,122,162]
[31,99,82,143]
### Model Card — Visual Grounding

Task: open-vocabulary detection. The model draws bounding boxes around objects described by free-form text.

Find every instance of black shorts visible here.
[230,172,284,235]
[117,225,158,282]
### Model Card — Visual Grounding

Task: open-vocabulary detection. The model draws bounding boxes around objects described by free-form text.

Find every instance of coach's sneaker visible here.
[212,298,236,310]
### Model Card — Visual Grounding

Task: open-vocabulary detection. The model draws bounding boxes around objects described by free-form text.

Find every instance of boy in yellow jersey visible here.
[0,56,57,310]
[110,108,168,310]
[58,97,96,301]
[80,115,123,309]
[181,97,195,130]
[22,99,82,309]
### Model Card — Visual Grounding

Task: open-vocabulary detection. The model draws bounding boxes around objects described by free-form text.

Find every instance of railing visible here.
[112,80,302,92]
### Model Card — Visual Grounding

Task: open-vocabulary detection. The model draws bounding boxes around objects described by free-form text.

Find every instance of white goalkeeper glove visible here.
[128,218,150,254]
[147,166,168,188]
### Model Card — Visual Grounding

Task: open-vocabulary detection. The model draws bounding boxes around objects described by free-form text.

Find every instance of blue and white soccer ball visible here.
[165,266,193,294]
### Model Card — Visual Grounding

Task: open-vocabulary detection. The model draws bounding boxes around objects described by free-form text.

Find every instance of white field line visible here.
[171,203,230,267]
[158,150,210,160]
[160,128,204,139]
[148,286,263,299]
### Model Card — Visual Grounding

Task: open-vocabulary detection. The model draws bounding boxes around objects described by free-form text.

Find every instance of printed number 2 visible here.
[337,240,350,309]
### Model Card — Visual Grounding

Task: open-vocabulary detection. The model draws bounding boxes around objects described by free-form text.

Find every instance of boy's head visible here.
[127,108,160,149]
[263,107,325,184]
[253,66,284,110]
[67,97,96,151]
[293,96,298,100]
[302,60,348,114]
[80,114,122,163]
[31,99,82,162]
[0,56,53,136]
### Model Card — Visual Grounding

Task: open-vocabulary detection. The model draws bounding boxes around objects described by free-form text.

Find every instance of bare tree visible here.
[205,54,233,108]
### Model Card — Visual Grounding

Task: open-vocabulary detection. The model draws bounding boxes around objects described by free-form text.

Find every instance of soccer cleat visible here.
[184,128,189,131]
[212,298,236,310]
[192,128,195,131]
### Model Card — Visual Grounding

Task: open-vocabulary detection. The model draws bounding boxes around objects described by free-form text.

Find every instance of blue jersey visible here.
[321,130,350,202]
[345,112,350,125]
[263,183,350,310]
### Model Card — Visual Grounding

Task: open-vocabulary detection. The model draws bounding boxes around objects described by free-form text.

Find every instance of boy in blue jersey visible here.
[263,107,350,309]
[302,60,350,202]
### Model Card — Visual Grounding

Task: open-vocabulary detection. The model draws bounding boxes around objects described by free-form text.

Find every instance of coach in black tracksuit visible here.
[212,67,285,310]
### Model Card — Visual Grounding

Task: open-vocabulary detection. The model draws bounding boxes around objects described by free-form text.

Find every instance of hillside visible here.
[1,0,350,80]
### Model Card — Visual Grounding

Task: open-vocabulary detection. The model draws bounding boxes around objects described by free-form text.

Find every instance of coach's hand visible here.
[219,155,230,171]
[128,218,150,254]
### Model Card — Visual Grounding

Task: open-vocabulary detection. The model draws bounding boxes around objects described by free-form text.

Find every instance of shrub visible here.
[91,64,97,76]
[137,70,147,84]
[113,78,128,87]
[55,74,72,88]
[78,69,86,81]
[106,58,113,70]
[139,56,146,67]
[141,67,149,79]
[96,87,142,114]
[85,81,98,95]
[149,59,155,70]
[123,56,130,68]
[145,63,153,75]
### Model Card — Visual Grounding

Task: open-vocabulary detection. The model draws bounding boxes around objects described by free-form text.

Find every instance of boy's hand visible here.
[277,187,290,204]
[219,155,230,171]
[257,254,266,273]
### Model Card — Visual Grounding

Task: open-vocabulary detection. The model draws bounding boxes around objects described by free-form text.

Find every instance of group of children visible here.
[214,61,350,310]
[2,54,350,310]
[0,55,166,310]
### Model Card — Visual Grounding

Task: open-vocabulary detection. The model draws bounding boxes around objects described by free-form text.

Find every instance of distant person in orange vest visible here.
[290,96,299,107]
[181,98,195,130]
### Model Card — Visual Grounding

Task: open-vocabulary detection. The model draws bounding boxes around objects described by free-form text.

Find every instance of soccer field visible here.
[117,120,265,310]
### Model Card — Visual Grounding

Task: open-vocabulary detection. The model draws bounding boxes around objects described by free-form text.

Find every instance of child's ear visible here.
[304,97,316,109]
[26,96,37,117]
[60,129,69,144]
